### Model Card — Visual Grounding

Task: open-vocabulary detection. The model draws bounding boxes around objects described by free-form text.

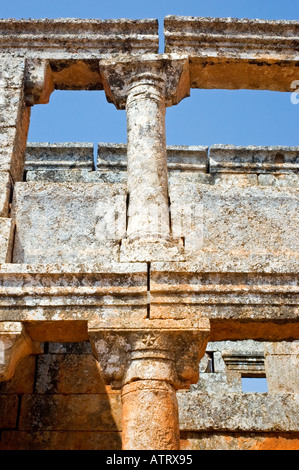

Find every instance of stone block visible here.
[0,58,26,88]
[0,172,12,217]
[48,342,92,355]
[178,392,299,431]
[209,145,299,174]
[0,106,30,182]
[0,394,19,428]
[25,143,95,171]
[0,217,15,262]
[169,182,299,255]
[0,355,36,394]
[35,353,117,394]
[0,87,25,127]
[12,182,127,263]
[19,394,122,431]
[264,341,299,393]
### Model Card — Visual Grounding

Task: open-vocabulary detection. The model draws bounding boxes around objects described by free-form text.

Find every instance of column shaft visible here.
[121,379,180,450]
[126,74,170,241]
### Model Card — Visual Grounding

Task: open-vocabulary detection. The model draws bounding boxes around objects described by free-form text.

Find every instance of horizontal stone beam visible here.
[150,263,299,341]
[0,261,297,341]
[25,143,95,171]
[0,19,159,56]
[164,15,299,92]
[178,392,299,432]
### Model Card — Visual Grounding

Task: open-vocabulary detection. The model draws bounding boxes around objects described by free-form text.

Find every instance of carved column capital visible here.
[0,322,34,381]
[99,53,190,110]
[24,59,54,106]
[88,317,210,390]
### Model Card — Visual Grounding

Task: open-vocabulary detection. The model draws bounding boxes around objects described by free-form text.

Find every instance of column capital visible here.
[99,53,190,109]
[0,322,34,381]
[88,316,210,390]
[24,59,54,106]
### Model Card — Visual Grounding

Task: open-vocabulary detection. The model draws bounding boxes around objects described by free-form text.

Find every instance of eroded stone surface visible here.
[12,182,126,263]
[0,15,298,451]
[164,15,299,92]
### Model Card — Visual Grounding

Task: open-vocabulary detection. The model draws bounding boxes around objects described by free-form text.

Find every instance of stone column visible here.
[88,317,210,450]
[100,55,190,261]
[126,73,169,241]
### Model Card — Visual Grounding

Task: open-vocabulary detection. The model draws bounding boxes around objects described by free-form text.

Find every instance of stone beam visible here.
[0,263,148,342]
[150,262,299,341]
[164,16,299,92]
[88,316,210,450]
[0,19,159,91]
[0,262,297,341]
[0,18,159,57]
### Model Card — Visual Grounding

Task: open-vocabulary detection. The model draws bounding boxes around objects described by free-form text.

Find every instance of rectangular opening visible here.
[241,376,268,393]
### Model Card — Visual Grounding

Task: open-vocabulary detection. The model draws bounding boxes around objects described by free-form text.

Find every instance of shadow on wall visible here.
[0,342,122,450]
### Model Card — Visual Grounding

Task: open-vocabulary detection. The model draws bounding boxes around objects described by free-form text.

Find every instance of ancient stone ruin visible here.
[0,15,298,450]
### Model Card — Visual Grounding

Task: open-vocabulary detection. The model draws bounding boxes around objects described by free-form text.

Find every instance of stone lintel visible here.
[0,18,159,56]
[99,54,190,109]
[164,16,299,91]
[25,142,95,171]
[97,143,209,173]
[0,263,297,341]
[0,321,34,381]
[150,263,299,341]
[88,317,210,389]
[209,145,299,174]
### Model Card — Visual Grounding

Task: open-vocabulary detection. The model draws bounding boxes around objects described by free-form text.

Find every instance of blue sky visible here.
[1,0,299,147]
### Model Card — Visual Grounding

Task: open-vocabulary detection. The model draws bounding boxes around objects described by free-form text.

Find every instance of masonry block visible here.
[0,395,19,428]
[19,394,122,431]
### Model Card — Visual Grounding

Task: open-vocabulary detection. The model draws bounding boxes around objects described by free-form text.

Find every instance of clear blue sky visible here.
[1,0,299,147]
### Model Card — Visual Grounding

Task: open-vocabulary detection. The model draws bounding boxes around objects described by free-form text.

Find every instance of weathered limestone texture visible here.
[0,15,298,451]
[100,55,190,261]
[88,316,210,450]
[164,15,299,91]
[264,342,299,393]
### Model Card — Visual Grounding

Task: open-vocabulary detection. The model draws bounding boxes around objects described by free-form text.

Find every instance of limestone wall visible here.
[0,143,297,450]
[0,15,298,451]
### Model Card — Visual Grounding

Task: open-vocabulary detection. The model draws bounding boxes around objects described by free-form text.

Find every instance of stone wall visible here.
[0,15,298,451]
[0,143,298,450]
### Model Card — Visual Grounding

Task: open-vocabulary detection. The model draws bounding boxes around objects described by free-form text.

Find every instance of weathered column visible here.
[100,55,190,260]
[88,317,210,450]
[126,72,169,241]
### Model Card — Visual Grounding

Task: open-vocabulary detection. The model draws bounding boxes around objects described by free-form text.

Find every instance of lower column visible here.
[88,317,210,450]
[122,380,180,450]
